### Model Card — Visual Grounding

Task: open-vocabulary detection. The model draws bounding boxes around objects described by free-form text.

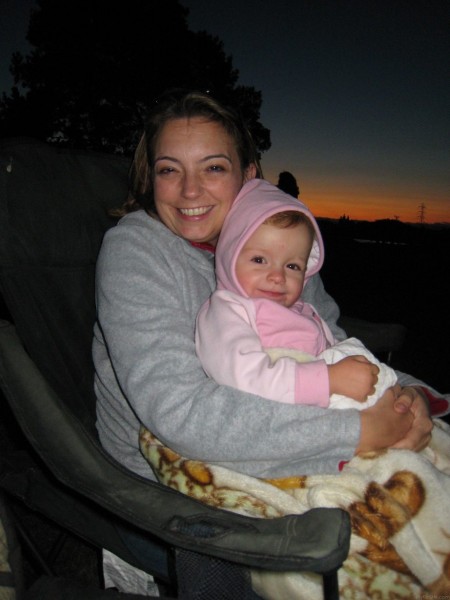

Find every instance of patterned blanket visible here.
[140,420,450,599]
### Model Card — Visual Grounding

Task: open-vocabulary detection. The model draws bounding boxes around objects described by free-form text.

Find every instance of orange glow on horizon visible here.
[264,171,450,224]
[305,189,450,224]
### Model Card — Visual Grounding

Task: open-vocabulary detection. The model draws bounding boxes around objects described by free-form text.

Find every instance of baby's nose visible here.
[268,268,285,282]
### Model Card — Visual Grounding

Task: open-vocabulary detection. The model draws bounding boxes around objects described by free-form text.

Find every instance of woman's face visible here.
[153,117,256,246]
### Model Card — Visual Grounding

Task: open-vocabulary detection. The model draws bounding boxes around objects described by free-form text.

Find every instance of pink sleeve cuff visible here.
[294,360,330,407]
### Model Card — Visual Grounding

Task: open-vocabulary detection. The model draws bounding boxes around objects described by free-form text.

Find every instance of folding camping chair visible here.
[0,137,350,599]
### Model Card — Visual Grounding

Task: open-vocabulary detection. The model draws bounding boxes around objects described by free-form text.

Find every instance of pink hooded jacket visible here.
[195,178,336,406]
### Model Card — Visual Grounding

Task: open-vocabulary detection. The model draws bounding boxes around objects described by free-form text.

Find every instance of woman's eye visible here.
[207,164,225,172]
[157,166,175,175]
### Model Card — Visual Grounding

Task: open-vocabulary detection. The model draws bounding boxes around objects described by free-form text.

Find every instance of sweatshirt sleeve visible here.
[196,293,330,407]
[95,215,360,478]
[302,273,347,341]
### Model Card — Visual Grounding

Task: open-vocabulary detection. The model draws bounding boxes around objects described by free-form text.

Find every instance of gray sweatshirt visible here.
[93,210,420,480]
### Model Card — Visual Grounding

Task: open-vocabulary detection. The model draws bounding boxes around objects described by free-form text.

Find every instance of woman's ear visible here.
[244,163,257,182]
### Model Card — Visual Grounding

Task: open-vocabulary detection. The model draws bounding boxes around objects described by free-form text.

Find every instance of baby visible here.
[196,178,397,409]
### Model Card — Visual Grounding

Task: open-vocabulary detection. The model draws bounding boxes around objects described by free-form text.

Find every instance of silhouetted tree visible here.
[0,0,271,156]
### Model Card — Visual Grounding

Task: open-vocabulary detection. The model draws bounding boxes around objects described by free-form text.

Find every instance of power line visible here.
[417,203,426,224]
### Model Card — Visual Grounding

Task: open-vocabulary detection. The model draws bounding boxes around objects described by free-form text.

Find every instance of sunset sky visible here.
[2,1,449,223]
[185,0,450,224]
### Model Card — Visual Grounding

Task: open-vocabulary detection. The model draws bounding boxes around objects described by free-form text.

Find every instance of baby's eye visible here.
[287,263,302,271]
[250,256,265,264]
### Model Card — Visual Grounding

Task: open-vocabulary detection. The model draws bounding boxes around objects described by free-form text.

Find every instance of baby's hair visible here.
[263,211,315,238]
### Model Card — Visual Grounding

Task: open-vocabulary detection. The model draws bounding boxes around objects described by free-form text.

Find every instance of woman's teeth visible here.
[179,207,211,216]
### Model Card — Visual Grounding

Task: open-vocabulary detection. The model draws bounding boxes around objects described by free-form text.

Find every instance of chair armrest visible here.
[0,320,350,574]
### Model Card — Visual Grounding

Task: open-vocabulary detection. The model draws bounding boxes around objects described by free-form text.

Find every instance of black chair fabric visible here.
[0,137,125,428]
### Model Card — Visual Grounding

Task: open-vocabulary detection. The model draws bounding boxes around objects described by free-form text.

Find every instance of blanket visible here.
[140,420,450,599]
[266,337,397,409]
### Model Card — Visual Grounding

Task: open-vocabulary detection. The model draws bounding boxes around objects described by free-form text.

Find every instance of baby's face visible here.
[235,222,313,307]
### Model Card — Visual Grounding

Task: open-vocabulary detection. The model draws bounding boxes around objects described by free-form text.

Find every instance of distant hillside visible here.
[317,217,450,246]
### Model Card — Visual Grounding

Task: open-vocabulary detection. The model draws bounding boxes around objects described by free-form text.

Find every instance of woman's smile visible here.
[178,206,214,217]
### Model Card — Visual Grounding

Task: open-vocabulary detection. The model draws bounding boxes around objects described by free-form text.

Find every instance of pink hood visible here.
[215,178,325,296]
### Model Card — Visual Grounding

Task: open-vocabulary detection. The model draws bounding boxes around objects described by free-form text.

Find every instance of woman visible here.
[93,90,433,486]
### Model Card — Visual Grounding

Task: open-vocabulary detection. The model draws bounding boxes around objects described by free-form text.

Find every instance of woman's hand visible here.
[356,385,413,454]
[390,386,433,451]
[356,385,434,455]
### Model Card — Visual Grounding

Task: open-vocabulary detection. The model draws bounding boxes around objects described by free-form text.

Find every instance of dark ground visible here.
[1,219,449,593]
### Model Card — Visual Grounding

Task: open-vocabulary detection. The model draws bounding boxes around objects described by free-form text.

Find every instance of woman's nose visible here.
[181,172,202,198]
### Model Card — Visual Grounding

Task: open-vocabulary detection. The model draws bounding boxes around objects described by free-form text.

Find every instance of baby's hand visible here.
[328,355,379,402]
